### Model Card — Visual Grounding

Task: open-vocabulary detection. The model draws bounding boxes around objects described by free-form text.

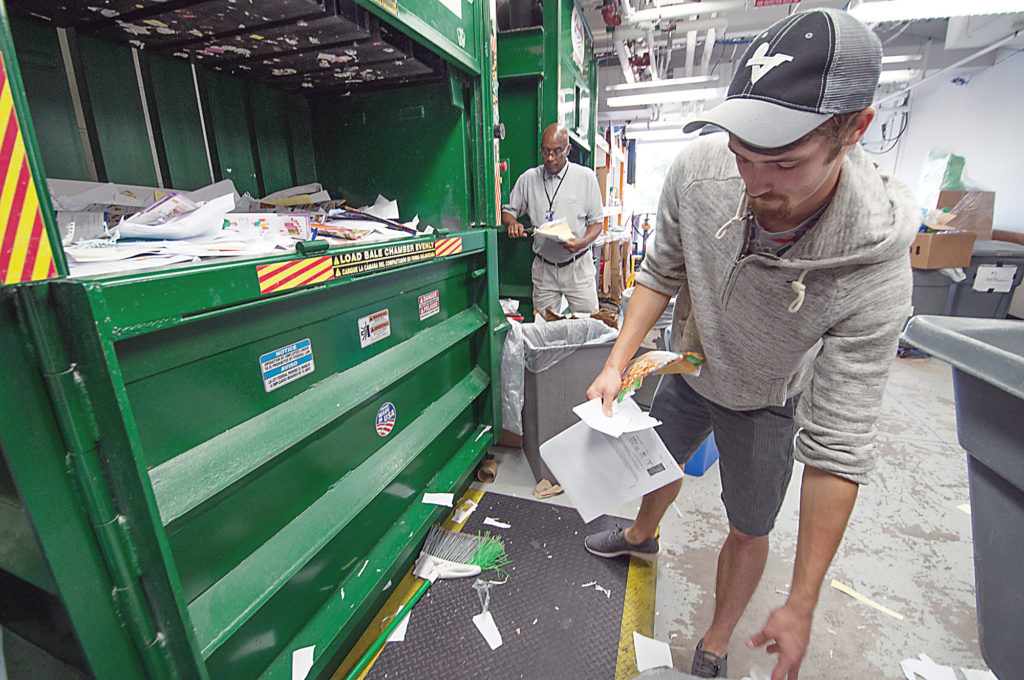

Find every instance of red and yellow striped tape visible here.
[257,255,333,294]
[434,236,463,257]
[0,52,57,285]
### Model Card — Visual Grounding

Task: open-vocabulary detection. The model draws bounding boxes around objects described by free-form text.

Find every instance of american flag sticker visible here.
[375,402,397,437]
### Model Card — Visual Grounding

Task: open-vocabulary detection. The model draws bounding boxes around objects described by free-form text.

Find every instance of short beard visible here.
[748,195,793,225]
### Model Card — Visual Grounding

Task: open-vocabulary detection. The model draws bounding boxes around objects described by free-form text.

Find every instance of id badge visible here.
[545,209,555,221]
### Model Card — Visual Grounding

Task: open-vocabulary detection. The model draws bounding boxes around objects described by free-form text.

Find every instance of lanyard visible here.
[543,166,569,216]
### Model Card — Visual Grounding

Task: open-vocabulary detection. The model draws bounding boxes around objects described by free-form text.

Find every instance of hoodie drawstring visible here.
[715,194,748,240]
[788,270,808,313]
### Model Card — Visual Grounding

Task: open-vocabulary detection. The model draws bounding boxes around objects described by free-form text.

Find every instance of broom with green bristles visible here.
[342,525,509,680]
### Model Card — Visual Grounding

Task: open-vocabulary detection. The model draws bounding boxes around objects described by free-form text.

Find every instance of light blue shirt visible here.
[502,161,604,263]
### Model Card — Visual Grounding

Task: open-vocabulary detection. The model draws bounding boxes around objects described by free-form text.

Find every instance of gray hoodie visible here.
[636,134,919,484]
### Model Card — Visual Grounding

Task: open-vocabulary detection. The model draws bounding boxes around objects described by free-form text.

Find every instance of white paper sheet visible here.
[291,645,315,680]
[572,396,661,438]
[118,193,235,240]
[472,611,503,650]
[483,517,511,529]
[632,632,672,672]
[540,421,683,523]
[386,612,410,642]
[422,492,455,507]
[900,653,957,680]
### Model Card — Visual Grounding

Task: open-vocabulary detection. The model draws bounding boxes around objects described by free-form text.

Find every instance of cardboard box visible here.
[936,190,995,240]
[910,230,977,269]
[596,166,610,206]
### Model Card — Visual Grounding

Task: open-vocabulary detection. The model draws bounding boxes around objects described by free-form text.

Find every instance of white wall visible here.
[863,48,1024,234]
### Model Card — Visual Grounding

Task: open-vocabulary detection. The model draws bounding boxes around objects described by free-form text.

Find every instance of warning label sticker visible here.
[419,290,440,320]
[333,241,437,278]
[260,338,315,393]
[358,309,391,348]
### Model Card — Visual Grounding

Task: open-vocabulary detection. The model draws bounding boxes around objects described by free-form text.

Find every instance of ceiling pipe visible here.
[647,26,661,79]
[875,29,1020,105]
[685,27,697,77]
[614,39,636,83]
[595,17,729,46]
[701,25,717,76]
[661,28,675,78]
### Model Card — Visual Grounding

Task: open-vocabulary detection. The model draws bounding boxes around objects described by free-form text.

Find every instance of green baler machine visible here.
[0,1,506,678]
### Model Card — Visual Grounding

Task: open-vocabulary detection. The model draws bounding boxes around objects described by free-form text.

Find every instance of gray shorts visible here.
[649,373,798,537]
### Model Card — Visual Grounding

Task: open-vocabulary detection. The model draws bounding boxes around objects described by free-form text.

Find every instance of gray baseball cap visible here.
[684,9,881,148]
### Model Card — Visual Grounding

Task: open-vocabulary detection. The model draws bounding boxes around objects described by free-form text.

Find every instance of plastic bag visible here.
[500,318,619,435]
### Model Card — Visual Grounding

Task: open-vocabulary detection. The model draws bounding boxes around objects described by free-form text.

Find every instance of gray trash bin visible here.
[518,319,619,483]
[911,269,956,316]
[901,315,1024,680]
[946,240,1024,319]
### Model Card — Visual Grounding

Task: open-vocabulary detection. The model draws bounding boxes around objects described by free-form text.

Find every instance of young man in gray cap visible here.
[584,9,919,679]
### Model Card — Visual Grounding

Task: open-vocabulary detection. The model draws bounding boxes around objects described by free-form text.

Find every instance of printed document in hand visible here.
[540,420,682,523]
[572,396,661,438]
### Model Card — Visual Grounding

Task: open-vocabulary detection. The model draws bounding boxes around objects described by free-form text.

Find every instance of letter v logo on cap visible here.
[746,42,794,84]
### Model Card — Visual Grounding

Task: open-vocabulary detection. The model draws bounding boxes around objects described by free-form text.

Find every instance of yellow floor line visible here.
[331,489,487,680]
[614,555,658,680]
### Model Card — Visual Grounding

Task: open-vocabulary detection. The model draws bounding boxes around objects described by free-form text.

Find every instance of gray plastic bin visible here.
[911,269,955,316]
[520,320,618,483]
[901,315,1024,680]
[947,240,1024,319]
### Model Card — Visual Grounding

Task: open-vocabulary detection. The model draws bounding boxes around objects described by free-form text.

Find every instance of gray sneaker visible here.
[583,527,659,560]
[691,638,727,678]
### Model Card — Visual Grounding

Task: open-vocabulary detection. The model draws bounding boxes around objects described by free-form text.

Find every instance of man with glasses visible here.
[502,122,605,316]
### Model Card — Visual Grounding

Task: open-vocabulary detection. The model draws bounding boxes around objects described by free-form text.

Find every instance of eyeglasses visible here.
[540,145,567,158]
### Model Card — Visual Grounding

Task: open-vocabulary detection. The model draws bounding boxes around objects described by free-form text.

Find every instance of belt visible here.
[536,249,589,268]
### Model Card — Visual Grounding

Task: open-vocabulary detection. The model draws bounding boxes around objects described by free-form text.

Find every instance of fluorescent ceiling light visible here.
[878,69,922,83]
[607,87,721,108]
[628,129,697,142]
[882,54,923,65]
[849,0,1024,23]
[606,75,719,93]
[625,120,688,133]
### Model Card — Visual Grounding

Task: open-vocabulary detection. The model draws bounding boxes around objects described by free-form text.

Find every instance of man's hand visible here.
[506,220,527,238]
[746,601,813,680]
[586,365,624,417]
[562,237,590,253]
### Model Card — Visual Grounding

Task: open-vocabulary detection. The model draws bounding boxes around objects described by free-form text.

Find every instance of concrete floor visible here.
[477,355,995,679]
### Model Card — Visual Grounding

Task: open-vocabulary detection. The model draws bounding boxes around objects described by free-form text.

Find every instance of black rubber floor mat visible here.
[364,492,632,680]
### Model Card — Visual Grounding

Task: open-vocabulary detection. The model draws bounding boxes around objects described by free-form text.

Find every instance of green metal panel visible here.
[0,290,149,679]
[7,17,90,181]
[202,69,260,197]
[357,0,479,75]
[251,87,294,195]
[78,34,159,187]
[496,28,544,78]
[311,81,471,232]
[147,55,213,191]
[287,97,318,187]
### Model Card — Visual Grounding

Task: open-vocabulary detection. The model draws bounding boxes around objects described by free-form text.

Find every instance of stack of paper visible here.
[540,396,681,523]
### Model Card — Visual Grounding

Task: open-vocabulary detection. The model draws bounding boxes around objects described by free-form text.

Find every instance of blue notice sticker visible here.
[260,338,314,392]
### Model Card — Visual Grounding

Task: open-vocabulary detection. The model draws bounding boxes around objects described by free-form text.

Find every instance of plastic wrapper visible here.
[617,350,704,402]
[917,149,990,210]
[501,318,619,436]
